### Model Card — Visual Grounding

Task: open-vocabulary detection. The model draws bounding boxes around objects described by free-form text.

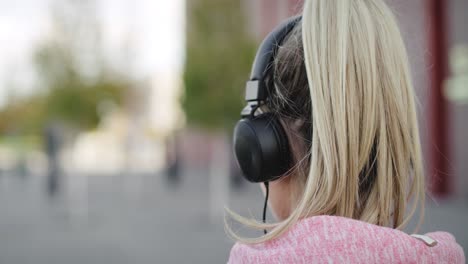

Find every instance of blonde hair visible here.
[226,0,425,244]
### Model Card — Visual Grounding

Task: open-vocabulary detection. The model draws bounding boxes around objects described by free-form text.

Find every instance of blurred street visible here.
[0,169,467,264]
[0,169,264,264]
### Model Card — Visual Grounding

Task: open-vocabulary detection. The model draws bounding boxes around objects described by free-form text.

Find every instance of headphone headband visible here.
[244,15,302,103]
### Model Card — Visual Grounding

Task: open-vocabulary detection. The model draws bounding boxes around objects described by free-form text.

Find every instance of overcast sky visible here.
[0,0,185,107]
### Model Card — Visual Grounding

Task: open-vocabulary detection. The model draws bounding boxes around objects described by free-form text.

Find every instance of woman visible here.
[228,0,465,263]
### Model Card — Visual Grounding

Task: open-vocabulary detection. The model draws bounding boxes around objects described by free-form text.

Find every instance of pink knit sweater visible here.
[228,215,465,263]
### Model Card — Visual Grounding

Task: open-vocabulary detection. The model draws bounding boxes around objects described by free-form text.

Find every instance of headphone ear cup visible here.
[233,113,291,182]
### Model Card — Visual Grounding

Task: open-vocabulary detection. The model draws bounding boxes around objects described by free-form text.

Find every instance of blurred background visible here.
[0,0,466,263]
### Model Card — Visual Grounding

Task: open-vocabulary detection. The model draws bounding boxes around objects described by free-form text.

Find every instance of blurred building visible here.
[243,0,303,38]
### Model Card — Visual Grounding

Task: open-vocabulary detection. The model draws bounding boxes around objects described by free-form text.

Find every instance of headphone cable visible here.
[263,181,269,234]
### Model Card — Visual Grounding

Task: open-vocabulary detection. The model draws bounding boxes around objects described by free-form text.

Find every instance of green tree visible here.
[0,0,130,136]
[183,0,256,130]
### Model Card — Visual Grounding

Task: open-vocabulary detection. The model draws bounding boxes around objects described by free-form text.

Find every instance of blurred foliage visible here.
[183,0,256,129]
[0,0,129,137]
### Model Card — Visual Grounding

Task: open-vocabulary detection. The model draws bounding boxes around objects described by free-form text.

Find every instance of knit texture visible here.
[228,215,465,263]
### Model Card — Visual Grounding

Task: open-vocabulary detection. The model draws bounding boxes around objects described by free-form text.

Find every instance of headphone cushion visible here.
[233,113,291,182]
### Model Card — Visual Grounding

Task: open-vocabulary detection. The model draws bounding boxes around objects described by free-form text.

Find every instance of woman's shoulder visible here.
[228,215,465,264]
[418,231,465,263]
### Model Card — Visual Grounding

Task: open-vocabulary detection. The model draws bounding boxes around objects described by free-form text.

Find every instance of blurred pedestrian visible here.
[165,132,181,186]
[44,122,62,197]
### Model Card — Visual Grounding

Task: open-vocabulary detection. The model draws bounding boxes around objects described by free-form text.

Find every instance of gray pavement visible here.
[0,170,466,264]
[0,169,265,264]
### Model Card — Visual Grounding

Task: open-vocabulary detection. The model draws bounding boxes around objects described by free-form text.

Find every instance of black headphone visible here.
[233,16,302,183]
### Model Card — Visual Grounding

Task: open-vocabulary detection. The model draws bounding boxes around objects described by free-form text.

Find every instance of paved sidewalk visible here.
[0,171,466,264]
